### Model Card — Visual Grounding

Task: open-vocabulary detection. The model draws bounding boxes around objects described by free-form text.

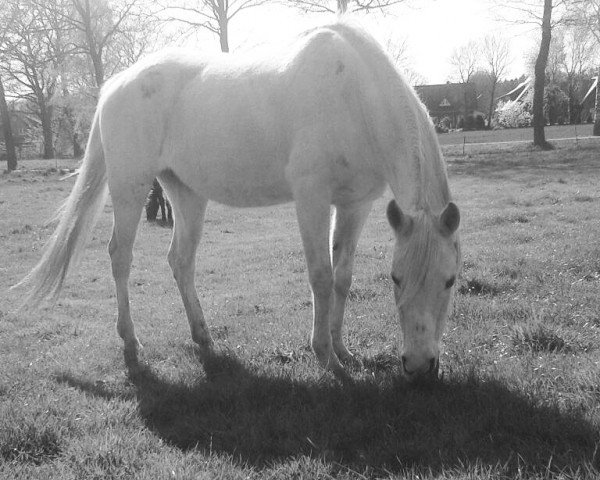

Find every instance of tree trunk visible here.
[594,66,600,136]
[567,80,575,124]
[0,75,17,171]
[533,0,553,149]
[487,77,497,128]
[90,48,105,87]
[219,18,229,53]
[40,102,55,159]
[75,0,105,87]
[73,132,83,157]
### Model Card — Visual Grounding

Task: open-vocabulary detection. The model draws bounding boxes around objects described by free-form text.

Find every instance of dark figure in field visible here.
[146,178,173,225]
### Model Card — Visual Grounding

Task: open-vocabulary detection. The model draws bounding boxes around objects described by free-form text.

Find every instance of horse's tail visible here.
[14,112,109,308]
[337,0,348,14]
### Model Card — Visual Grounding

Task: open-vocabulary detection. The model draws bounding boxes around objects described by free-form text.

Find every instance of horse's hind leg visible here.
[108,184,151,362]
[330,201,372,363]
[160,172,213,354]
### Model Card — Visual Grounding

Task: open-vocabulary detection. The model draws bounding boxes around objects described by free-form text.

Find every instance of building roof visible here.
[414,82,478,117]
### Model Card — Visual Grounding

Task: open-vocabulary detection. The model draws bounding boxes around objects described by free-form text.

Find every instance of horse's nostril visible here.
[402,355,439,378]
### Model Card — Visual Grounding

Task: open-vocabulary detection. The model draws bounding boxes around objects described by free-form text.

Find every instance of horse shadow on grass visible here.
[57,348,599,476]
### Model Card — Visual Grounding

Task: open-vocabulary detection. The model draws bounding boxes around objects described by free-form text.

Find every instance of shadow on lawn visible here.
[58,349,599,476]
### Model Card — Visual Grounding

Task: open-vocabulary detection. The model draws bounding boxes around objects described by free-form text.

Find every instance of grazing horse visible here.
[146,178,173,225]
[16,21,461,381]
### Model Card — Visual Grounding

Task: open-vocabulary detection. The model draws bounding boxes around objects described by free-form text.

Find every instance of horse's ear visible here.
[440,202,460,235]
[387,200,412,234]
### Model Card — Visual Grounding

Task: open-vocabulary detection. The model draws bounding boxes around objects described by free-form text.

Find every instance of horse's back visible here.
[96,23,408,208]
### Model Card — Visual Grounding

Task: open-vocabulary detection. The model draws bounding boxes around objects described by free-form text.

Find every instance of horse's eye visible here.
[445,276,456,289]
[391,274,401,287]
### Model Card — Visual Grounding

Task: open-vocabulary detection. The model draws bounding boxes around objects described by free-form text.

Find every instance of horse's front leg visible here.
[330,202,372,365]
[292,180,348,381]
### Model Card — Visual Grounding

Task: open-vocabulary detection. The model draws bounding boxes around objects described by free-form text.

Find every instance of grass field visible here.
[1,143,600,479]
[437,123,595,146]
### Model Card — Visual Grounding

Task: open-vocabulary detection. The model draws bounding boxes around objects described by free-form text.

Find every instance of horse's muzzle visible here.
[401,355,439,381]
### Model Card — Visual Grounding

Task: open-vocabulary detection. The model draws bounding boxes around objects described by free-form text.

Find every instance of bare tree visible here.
[385,36,424,86]
[37,0,161,157]
[495,0,571,147]
[546,28,566,85]
[161,0,270,53]
[559,24,597,122]
[531,0,553,148]
[0,4,19,170]
[449,41,480,127]
[561,25,597,78]
[0,76,17,170]
[67,0,152,87]
[0,0,75,159]
[449,41,480,84]
[480,34,510,128]
[569,0,600,135]
[291,0,405,14]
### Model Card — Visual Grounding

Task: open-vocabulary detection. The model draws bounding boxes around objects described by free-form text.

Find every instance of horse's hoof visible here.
[195,341,215,362]
[123,344,141,372]
[338,351,363,371]
[332,364,354,385]
[192,330,214,350]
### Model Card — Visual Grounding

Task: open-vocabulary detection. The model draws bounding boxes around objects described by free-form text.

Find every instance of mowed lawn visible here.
[437,123,595,146]
[1,142,599,479]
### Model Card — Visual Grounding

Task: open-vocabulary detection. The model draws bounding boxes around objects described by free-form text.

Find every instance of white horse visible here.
[16,21,461,381]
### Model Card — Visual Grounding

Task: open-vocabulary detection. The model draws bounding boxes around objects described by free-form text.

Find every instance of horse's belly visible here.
[185,153,294,207]
[203,173,293,207]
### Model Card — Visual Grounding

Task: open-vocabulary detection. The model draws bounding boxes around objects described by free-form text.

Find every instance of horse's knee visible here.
[333,268,352,297]
[309,267,333,295]
[168,248,193,283]
[109,242,132,279]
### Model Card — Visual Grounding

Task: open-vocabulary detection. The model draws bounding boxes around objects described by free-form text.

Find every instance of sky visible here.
[190,0,541,85]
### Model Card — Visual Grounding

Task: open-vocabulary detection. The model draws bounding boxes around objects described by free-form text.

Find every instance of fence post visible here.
[463,136,466,156]
[574,124,579,149]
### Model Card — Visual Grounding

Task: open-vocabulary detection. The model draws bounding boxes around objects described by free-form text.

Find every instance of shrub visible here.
[496,100,532,128]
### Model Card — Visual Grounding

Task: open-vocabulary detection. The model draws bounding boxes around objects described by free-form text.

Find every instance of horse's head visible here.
[386,200,461,381]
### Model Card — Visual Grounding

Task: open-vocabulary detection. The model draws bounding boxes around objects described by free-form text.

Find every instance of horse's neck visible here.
[385,117,450,216]
[327,23,450,213]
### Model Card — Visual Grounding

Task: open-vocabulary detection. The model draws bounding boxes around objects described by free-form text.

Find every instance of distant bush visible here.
[545,84,569,125]
[496,100,532,128]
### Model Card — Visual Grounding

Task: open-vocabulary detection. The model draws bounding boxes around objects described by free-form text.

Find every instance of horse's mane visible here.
[395,211,443,306]
[327,22,451,215]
